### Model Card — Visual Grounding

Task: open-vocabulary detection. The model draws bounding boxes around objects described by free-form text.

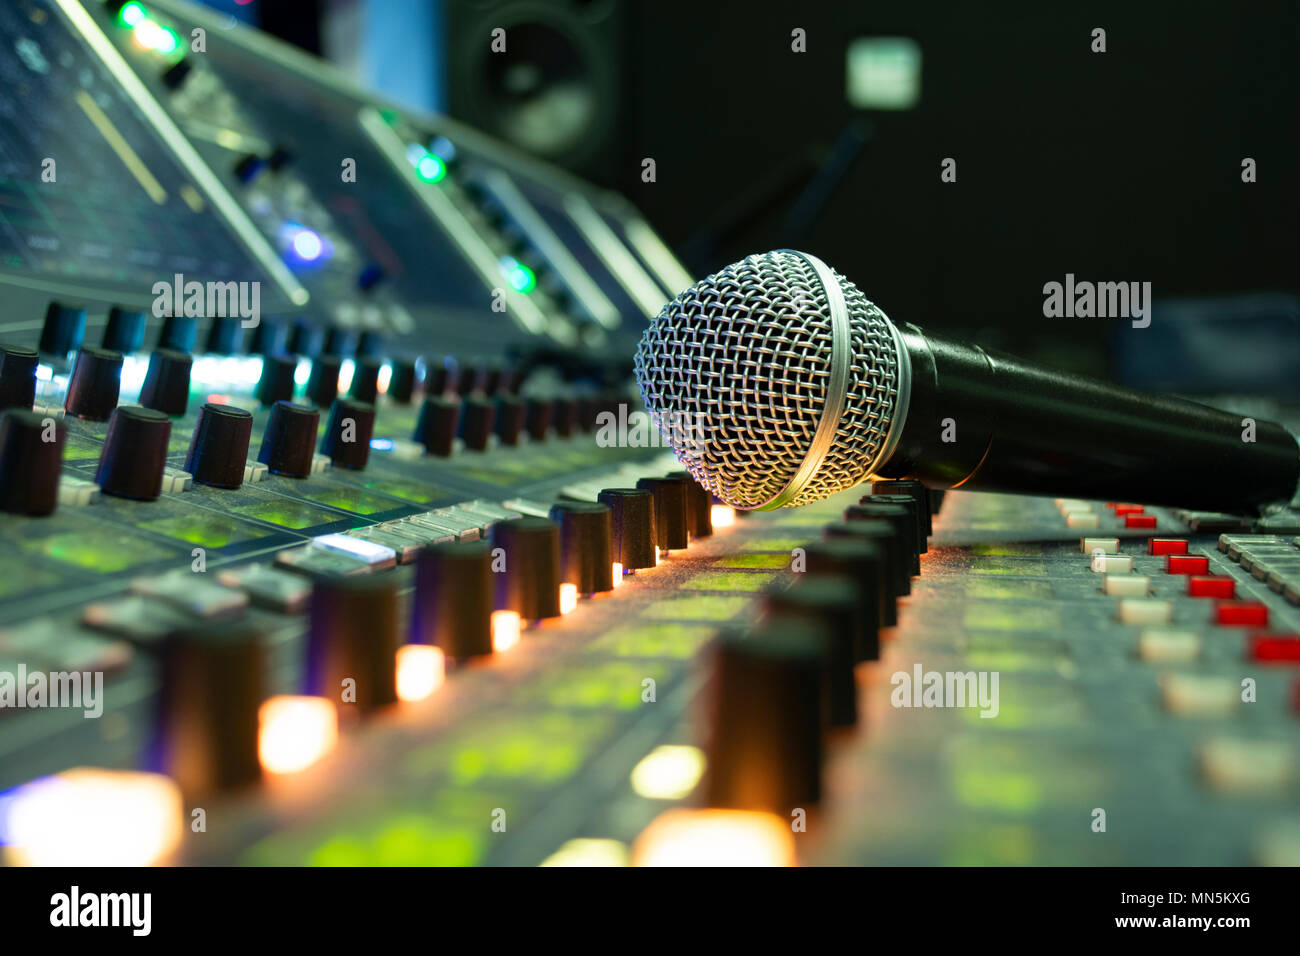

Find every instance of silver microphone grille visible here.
[633,250,910,510]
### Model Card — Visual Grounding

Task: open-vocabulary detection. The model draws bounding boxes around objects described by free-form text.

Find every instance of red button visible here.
[1149,538,1189,556]
[1114,504,1145,516]
[1125,515,1157,529]
[1215,601,1269,627]
[1166,554,1210,574]
[1189,575,1235,598]
[1249,634,1300,663]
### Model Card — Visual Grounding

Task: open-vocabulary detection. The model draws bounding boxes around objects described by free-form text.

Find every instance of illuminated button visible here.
[64,346,123,421]
[1103,574,1149,596]
[307,532,397,570]
[256,401,318,477]
[395,644,444,702]
[1125,515,1157,529]
[304,574,400,715]
[1138,628,1200,663]
[1091,554,1132,574]
[1066,512,1099,529]
[258,696,338,775]
[1201,738,1293,794]
[185,403,253,489]
[632,809,794,867]
[1113,504,1144,516]
[0,410,65,516]
[411,541,493,660]
[1149,538,1189,556]
[1162,674,1238,716]
[1187,575,1234,598]
[1247,634,1300,663]
[345,527,420,564]
[1081,537,1120,554]
[1166,554,1210,575]
[0,345,38,412]
[1215,600,1268,628]
[1118,598,1172,625]
[96,406,171,501]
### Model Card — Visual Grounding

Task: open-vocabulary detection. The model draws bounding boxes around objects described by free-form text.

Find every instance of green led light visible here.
[499,256,536,294]
[415,154,446,183]
[118,2,147,27]
[155,25,181,55]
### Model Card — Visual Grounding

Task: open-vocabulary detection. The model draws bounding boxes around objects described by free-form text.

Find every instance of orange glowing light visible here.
[559,582,578,614]
[611,562,623,588]
[710,505,736,529]
[632,809,795,867]
[396,644,445,702]
[258,696,338,774]
[491,610,521,651]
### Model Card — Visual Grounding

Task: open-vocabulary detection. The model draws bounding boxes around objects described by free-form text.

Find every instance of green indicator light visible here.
[499,256,536,294]
[155,26,181,55]
[119,2,147,27]
[414,154,446,183]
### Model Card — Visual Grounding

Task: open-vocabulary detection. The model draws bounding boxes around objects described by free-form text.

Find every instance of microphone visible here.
[633,250,1300,514]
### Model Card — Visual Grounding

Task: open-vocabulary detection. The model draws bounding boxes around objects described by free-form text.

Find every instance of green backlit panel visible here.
[359,477,443,505]
[294,484,401,516]
[229,498,346,530]
[21,528,174,572]
[524,661,669,710]
[584,623,715,659]
[136,512,271,548]
[640,594,750,622]
[681,570,777,592]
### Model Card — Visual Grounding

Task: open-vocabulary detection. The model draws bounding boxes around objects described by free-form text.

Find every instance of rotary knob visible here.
[256,401,319,478]
[413,396,459,457]
[596,488,657,571]
[460,396,495,451]
[552,398,578,438]
[803,537,892,640]
[349,357,382,404]
[246,319,285,356]
[138,348,192,417]
[669,471,713,539]
[424,356,455,396]
[495,395,525,446]
[185,403,253,489]
[0,345,38,412]
[0,409,66,515]
[95,405,171,500]
[549,501,614,594]
[320,398,375,470]
[64,346,123,421]
[158,314,198,353]
[765,576,861,726]
[39,302,86,357]
[256,354,297,406]
[358,331,383,359]
[844,502,919,577]
[825,520,908,604]
[304,574,400,716]
[306,354,341,407]
[525,397,552,441]
[288,319,320,357]
[490,516,561,620]
[869,479,932,541]
[102,307,146,353]
[637,476,689,551]
[323,326,356,358]
[387,359,417,404]
[205,316,243,356]
[411,541,494,660]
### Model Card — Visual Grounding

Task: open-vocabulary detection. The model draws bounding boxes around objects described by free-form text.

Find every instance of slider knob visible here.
[411,541,493,660]
[490,516,561,620]
[0,409,66,516]
[305,574,400,715]
[549,501,614,594]
[257,401,319,478]
[64,346,123,421]
[596,488,657,571]
[95,405,171,501]
[185,403,253,489]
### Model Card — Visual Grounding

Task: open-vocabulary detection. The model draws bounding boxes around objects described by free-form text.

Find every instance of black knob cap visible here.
[358,331,383,359]
[151,621,266,799]
[102,307,146,353]
[490,516,561,620]
[161,58,192,91]
[320,398,375,470]
[424,356,455,396]
[305,354,341,408]
[861,496,927,563]
[460,396,494,451]
[495,396,525,446]
[205,315,243,355]
[349,357,382,404]
[669,471,713,538]
[413,396,459,457]
[0,409,65,515]
[766,576,861,726]
[596,488,656,571]
[185,403,252,489]
[704,622,825,813]
[480,363,503,396]
[844,502,920,577]
[387,359,417,404]
[139,348,192,417]
[39,302,86,356]
[825,519,908,602]
[304,574,399,716]
[64,346,123,421]
[803,537,891,639]
[246,319,285,356]
[288,319,320,357]
[552,398,578,438]
[637,476,689,551]
[0,345,38,412]
[412,541,493,660]
[95,405,171,500]
[455,361,480,396]
[158,314,198,353]
[928,487,946,516]
[256,354,297,406]
[525,397,552,441]
[869,479,933,540]
[322,326,356,358]
[549,501,614,595]
[257,401,318,478]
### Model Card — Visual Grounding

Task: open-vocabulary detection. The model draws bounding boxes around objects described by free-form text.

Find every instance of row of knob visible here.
[149,473,715,800]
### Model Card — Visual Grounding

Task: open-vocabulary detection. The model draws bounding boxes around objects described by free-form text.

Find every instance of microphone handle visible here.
[877,325,1300,514]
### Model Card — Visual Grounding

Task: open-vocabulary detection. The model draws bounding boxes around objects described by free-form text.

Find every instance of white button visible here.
[1067,513,1099,529]
[1138,629,1200,662]
[57,476,100,507]
[1119,598,1172,625]
[1103,574,1149,596]
[244,462,268,483]
[1202,738,1293,793]
[310,453,331,474]
[1162,674,1238,715]
[1081,537,1120,554]
[1056,498,1091,511]
[1091,554,1133,573]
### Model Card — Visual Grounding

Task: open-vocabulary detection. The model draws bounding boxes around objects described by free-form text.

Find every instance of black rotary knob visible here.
[185,403,252,489]
[256,354,297,406]
[95,405,171,500]
[424,356,455,396]
[349,357,382,404]
[0,409,65,515]
[669,471,713,539]
[413,396,459,457]
[454,361,481,396]
[64,346,123,421]
[387,359,417,404]
[288,318,320,357]
[306,354,341,407]
[102,307,146,353]
[495,395,525,446]
[704,622,826,813]
[257,401,318,478]
[0,345,38,412]
[637,476,689,551]
[358,331,383,359]
[304,574,399,716]
[158,314,198,353]
[322,326,356,358]
[825,519,908,603]
[205,315,243,355]
[321,398,375,470]
[869,493,927,555]
[139,348,192,417]
[870,479,933,540]
[525,397,552,441]
[765,577,860,726]
[549,501,614,594]
[552,398,578,438]
[460,396,495,451]
[151,621,266,799]
[804,537,891,639]
[844,503,919,577]
[39,302,86,356]
[490,516,561,620]
[411,541,494,660]
[246,319,284,356]
[596,488,657,571]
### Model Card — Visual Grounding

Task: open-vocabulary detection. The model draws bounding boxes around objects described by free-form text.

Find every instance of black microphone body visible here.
[879,325,1299,514]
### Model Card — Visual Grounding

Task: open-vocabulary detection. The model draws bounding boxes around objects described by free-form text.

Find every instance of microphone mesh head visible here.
[634,250,906,509]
